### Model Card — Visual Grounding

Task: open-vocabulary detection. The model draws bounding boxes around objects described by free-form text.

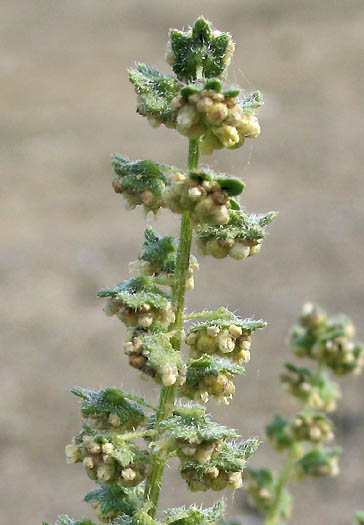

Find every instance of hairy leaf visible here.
[129,63,180,123]
[71,386,145,426]
[98,276,173,310]
[84,482,143,517]
[169,17,233,81]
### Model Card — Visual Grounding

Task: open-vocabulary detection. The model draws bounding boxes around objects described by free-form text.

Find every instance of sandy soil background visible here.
[1,1,364,523]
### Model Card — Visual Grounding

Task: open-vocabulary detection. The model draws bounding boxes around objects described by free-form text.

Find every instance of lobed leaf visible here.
[141,333,185,376]
[84,482,143,517]
[98,276,173,310]
[129,63,181,123]
[71,386,145,425]
[43,517,97,525]
[181,438,259,477]
[165,500,225,525]
[197,210,277,243]
[185,355,245,388]
[112,155,170,197]
[139,227,197,275]
[169,17,233,81]
[160,405,238,443]
[241,91,263,113]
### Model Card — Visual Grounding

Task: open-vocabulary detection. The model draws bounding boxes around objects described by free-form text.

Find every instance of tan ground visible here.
[1,1,363,523]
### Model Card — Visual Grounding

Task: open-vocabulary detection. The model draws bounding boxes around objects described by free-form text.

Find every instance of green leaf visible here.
[169,17,234,81]
[112,155,169,198]
[198,209,277,243]
[189,312,266,334]
[180,85,200,99]
[245,467,292,519]
[241,91,263,113]
[282,363,341,411]
[98,276,172,310]
[185,355,244,387]
[45,517,97,525]
[71,386,145,428]
[166,501,225,525]
[266,414,294,450]
[223,88,240,98]
[111,503,162,525]
[138,227,197,276]
[160,405,238,443]
[189,170,245,198]
[215,176,244,197]
[129,63,181,124]
[295,447,341,477]
[203,78,223,92]
[181,438,259,477]
[84,482,143,518]
[111,441,140,468]
[246,466,275,490]
[141,333,186,379]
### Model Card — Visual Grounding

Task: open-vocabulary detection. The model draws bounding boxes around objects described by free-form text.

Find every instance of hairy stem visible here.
[117,429,156,441]
[122,392,158,411]
[144,139,199,516]
[265,443,300,525]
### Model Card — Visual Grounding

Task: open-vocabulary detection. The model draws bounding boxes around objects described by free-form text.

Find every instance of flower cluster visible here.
[179,354,244,405]
[98,276,175,330]
[295,447,341,478]
[65,430,151,487]
[111,155,169,214]
[245,468,292,520]
[70,386,146,433]
[172,80,261,154]
[161,169,244,226]
[181,439,259,492]
[280,363,340,412]
[290,412,334,443]
[197,209,276,260]
[266,412,334,451]
[246,304,362,522]
[129,227,199,289]
[129,17,262,157]
[155,405,238,465]
[290,302,364,375]
[185,310,266,363]
[124,332,186,387]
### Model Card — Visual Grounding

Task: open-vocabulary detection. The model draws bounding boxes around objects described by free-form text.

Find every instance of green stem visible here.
[188,137,199,171]
[265,360,324,524]
[116,429,156,441]
[122,392,158,411]
[314,359,324,381]
[144,139,199,516]
[151,276,175,287]
[265,443,300,525]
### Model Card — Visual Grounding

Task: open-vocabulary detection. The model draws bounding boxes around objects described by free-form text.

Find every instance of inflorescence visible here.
[43,16,361,525]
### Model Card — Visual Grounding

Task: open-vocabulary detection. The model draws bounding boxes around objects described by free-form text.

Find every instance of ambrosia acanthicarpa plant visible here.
[44,17,363,525]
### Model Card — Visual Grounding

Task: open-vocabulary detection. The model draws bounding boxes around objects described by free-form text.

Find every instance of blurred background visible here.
[1,1,363,523]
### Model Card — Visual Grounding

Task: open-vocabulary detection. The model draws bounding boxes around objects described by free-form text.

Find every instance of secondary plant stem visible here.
[144,139,199,516]
[122,392,158,411]
[265,443,299,525]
